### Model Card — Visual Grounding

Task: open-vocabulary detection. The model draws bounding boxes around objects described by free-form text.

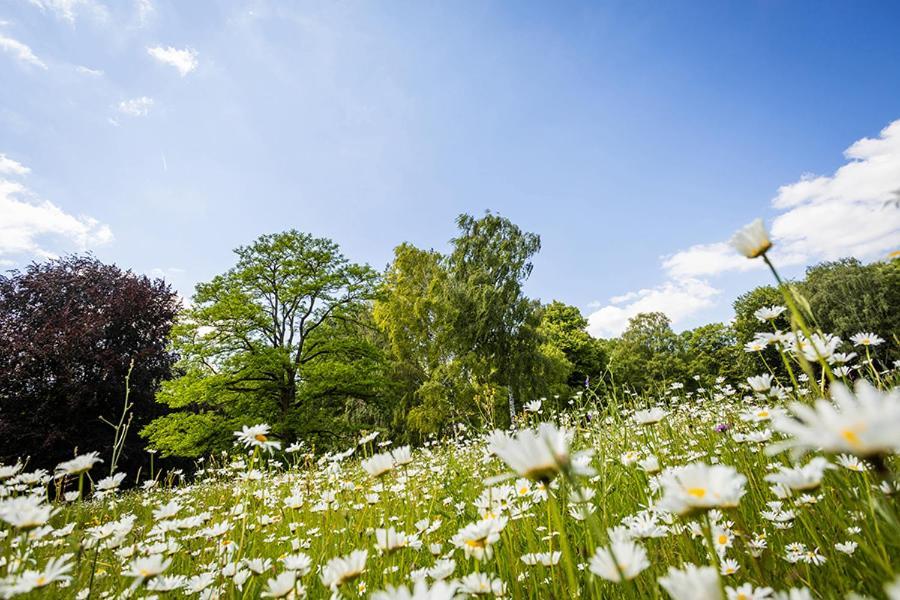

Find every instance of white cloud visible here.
[0,154,31,176]
[586,118,900,337]
[0,32,47,69]
[136,0,155,27]
[75,65,103,76]
[587,278,720,338]
[0,174,113,260]
[147,45,198,77]
[27,0,108,24]
[118,96,154,117]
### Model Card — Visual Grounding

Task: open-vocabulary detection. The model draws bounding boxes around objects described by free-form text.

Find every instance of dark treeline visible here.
[1,213,897,472]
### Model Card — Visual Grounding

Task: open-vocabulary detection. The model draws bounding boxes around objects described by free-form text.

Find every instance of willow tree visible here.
[143,230,381,456]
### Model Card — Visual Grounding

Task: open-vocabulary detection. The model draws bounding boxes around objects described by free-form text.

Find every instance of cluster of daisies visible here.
[0,326,898,597]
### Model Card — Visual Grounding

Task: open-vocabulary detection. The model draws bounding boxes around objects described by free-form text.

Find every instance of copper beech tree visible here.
[0,255,179,473]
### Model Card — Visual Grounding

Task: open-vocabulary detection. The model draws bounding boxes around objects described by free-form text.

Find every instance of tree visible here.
[682,322,744,383]
[143,230,382,456]
[445,212,546,423]
[538,301,607,389]
[0,255,178,473]
[373,243,451,438]
[800,258,899,362]
[608,312,687,394]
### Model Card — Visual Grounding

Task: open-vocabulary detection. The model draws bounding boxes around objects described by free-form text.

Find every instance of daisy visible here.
[489,422,594,482]
[729,218,772,258]
[524,399,543,413]
[764,457,832,491]
[233,424,281,453]
[727,583,774,599]
[769,381,900,458]
[658,563,721,600]
[521,551,561,566]
[633,407,667,425]
[589,539,650,582]
[0,496,57,530]
[370,580,458,600]
[850,332,885,347]
[747,374,774,393]
[754,305,786,321]
[54,452,103,478]
[657,463,747,515]
[361,452,395,478]
[124,554,171,586]
[320,549,367,589]
[261,571,298,598]
[458,572,506,596]
[450,517,507,560]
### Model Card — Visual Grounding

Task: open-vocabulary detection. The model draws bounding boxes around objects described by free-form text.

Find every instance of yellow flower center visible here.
[718,534,729,545]
[465,538,486,549]
[255,434,268,442]
[36,577,47,586]
[841,427,863,448]
[687,487,707,498]
[757,411,769,418]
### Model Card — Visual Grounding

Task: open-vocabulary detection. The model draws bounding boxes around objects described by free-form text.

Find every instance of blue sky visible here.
[2,1,899,337]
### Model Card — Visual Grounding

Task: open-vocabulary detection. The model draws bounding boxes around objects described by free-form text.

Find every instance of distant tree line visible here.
[1,215,897,470]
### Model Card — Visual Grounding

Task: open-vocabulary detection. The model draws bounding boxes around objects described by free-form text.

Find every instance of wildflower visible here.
[450,517,507,560]
[791,333,841,364]
[657,463,747,515]
[261,571,298,598]
[835,454,867,472]
[0,462,23,481]
[729,218,772,258]
[0,496,57,530]
[358,431,380,445]
[234,424,281,452]
[362,452,395,478]
[391,445,413,466]
[524,399,542,413]
[589,539,650,582]
[764,457,832,491]
[639,455,661,474]
[754,305,786,321]
[458,572,506,596]
[96,472,126,491]
[727,583,774,599]
[850,332,885,347]
[281,554,312,575]
[720,558,740,575]
[320,549,367,590]
[375,527,420,553]
[521,551,561,566]
[54,452,103,477]
[5,554,73,595]
[633,407,667,425]
[747,374,774,393]
[658,563,721,600]
[124,554,171,586]
[371,580,458,600]
[773,589,813,600]
[489,422,594,482]
[769,381,900,458]
[835,541,857,555]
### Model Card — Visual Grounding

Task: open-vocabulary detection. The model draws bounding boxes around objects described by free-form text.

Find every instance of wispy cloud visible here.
[75,65,103,77]
[27,0,109,24]
[147,45,198,77]
[136,0,155,27]
[587,118,900,338]
[0,32,47,69]
[0,158,113,259]
[118,96,154,117]
[0,154,31,176]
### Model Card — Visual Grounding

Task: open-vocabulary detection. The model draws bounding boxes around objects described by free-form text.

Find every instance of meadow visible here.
[1,220,899,599]
[1,347,899,598]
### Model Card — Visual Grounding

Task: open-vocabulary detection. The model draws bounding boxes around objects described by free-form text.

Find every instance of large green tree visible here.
[143,230,383,456]
[608,312,688,394]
